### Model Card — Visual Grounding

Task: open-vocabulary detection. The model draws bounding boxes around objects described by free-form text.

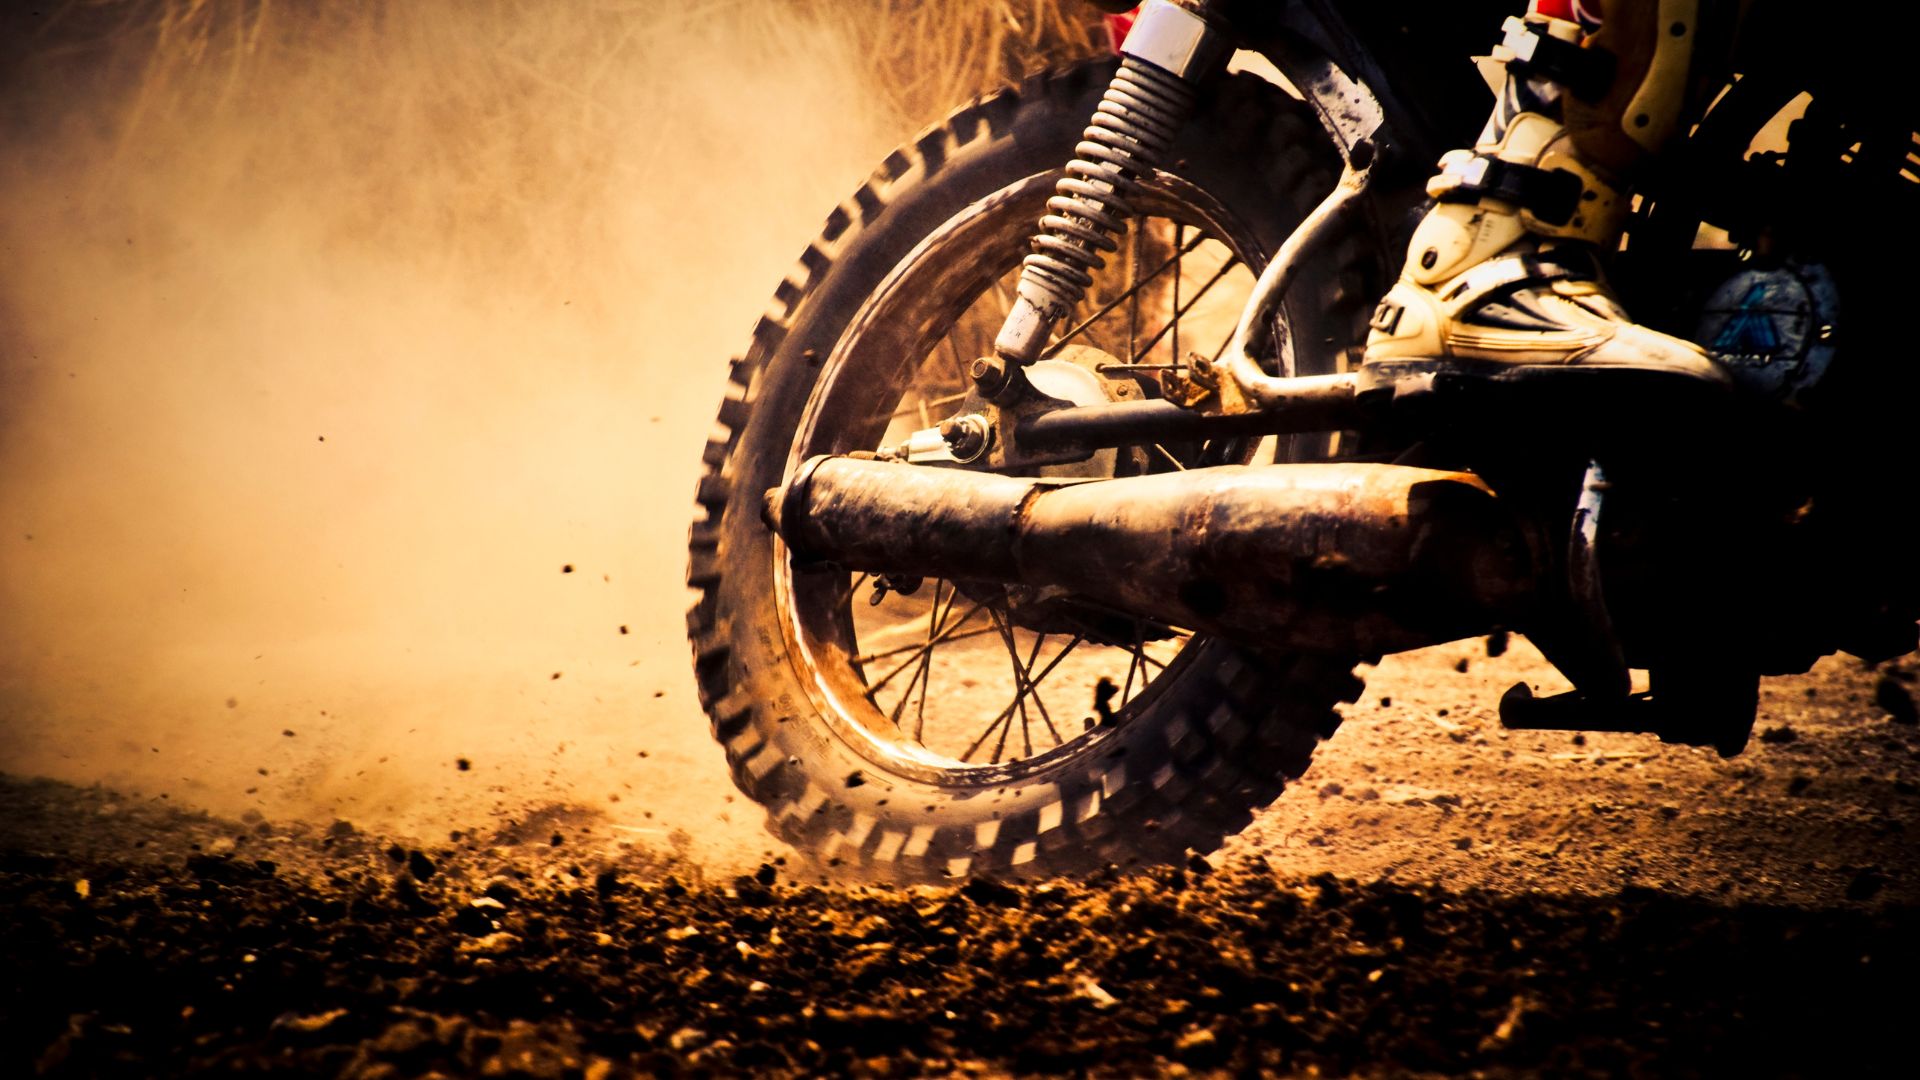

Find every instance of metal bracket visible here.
[1210,145,1377,416]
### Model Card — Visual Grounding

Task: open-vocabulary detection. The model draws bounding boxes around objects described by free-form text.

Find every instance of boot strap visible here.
[1429,154,1584,227]
[1372,250,1590,338]
[1498,16,1616,102]
[1438,250,1591,317]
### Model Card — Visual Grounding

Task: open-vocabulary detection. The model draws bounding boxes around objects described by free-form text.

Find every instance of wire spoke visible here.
[886,581,949,730]
[1127,219,1141,362]
[992,694,1017,764]
[1044,230,1207,360]
[1016,631,1062,750]
[910,581,959,739]
[1171,223,1183,370]
[852,624,997,665]
[959,631,1085,762]
[864,597,984,698]
[888,387,970,422]
[959,705,1016,763]
[1030,641,1067,747]
[943,331,971,385]
[987,609,1040,760]
[1121,619,1150,707]
[1018,631,1044,758]
[1130,254,1242,366]
[888,644,929,727]
[992,610,1065,740]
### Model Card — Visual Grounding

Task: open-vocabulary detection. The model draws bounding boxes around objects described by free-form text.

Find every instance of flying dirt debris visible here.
[3,0,1919,1076]
[3,755,1919,1076]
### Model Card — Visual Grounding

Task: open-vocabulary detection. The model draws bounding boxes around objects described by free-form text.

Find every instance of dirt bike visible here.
[687,0,1919,880]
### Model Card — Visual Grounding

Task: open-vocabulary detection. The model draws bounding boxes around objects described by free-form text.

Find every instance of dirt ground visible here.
[6,641,1917,1077]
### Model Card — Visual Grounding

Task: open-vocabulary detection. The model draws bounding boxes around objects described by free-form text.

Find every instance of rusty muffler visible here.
[769,457,1538,655]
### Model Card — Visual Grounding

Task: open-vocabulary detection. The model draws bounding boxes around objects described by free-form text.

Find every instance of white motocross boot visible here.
[1362,8,1729,387]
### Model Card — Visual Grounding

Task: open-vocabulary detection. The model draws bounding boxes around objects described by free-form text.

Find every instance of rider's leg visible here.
[1363,0,1728,381]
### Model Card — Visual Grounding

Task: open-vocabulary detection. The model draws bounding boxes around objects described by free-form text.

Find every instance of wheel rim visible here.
[775,169,1294,786]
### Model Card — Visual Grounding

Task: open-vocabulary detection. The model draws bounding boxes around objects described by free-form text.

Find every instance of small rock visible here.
[407,850,436,882]
[453,904,499,936]
[959,876,1020,907]
[272,1009,349,1035]
[391,874,436,914]
[1073,974,1119,1008]
[1847,869,1889,902]
[1875,677,1918,725]
[1173,1026,1219,1061]
[456,931,521,955]
[1759,725,1798,744]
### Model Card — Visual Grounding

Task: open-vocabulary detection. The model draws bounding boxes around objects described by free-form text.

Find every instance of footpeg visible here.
[1499,682,1656,733]
[1499,678,1757,758]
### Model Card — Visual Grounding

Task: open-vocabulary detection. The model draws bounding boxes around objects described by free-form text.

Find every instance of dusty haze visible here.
[0,0,979,865]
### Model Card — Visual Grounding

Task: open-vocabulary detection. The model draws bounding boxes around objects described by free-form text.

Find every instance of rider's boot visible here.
[1362,0,1729,387]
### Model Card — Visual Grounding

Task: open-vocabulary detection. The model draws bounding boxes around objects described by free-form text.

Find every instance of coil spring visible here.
[1017,57,1198,318]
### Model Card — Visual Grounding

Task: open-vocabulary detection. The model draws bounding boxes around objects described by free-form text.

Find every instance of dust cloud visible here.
[0,1,904,864]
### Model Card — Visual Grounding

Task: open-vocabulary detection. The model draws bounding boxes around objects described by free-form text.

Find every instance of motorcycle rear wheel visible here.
[688,60,1372,880]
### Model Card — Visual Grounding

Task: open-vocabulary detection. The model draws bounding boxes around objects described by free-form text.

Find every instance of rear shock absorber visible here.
[988,0,1230,383]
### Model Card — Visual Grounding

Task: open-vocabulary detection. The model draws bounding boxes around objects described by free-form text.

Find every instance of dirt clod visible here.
[1875,677,1919,724]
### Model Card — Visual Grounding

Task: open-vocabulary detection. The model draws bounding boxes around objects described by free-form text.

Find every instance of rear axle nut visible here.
[939,414,993,463]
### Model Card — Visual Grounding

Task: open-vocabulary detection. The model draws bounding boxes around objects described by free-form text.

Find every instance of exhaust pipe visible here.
[770,457,1537,656]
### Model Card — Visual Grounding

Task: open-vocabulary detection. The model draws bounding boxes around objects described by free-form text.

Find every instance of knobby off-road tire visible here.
[688,60,1373,881]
